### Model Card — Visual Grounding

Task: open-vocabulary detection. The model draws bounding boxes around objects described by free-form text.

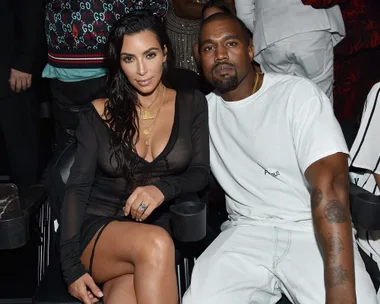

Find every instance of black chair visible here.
[33,141,207,304]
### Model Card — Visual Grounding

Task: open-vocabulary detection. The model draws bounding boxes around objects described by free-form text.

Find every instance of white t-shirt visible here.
[349,82,380,265]
[207,73,348,231]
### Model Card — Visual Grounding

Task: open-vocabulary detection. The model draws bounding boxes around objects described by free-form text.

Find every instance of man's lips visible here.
[213,63,235,75]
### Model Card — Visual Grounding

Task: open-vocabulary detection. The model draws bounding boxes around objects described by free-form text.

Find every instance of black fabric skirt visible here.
[78,203,173,274]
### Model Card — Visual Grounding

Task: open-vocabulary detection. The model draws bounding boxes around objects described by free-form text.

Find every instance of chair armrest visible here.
[20,184,48,214]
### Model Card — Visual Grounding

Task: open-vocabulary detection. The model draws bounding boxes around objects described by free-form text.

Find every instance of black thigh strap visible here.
[89,222,111,276]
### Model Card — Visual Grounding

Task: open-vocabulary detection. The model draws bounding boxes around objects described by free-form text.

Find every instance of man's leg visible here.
[0,88,39,190]
[257,31,334,102]
[182,225,283,304]
[276,229,377,303]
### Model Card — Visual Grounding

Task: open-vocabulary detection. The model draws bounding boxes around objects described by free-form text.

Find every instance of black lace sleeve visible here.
[60,110,98,286]
[152,90,210,200]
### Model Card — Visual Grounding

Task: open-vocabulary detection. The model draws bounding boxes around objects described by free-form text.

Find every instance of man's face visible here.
[199,18,254,94]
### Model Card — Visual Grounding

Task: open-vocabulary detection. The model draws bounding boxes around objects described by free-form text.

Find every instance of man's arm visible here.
[10,0,45,92]
[13,0,44,74]
[305,152,356,303]
[234,0,255,34]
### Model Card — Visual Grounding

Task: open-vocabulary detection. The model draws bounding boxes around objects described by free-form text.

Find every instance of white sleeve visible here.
[235,0,255,34]
[349,83,380,175]
[290,81,348,174]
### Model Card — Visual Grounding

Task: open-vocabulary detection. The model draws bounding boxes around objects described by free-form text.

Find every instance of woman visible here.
[60,11,210,304]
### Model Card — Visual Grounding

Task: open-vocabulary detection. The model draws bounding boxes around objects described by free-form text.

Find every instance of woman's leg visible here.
[102,274,137,304]
[81,221,178,304]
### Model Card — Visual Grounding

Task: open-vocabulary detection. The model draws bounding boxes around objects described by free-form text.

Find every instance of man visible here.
[235,0,345,103]
[182,14,377,303]
[0,0,44,190]
[349,82,380,301]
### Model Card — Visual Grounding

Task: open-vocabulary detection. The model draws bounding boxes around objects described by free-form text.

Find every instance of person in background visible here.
[348,82,380,301]
[60,11,210,304]
[306,0,380,142]
[165,0,208,73]
[0,0,44,190]
[44,0,168,154]
[235,0,345,103]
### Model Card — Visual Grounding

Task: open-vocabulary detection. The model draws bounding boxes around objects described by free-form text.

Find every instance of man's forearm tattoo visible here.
[311,188,323,210]
[326,265,349,288]
[326,234,344,264]
[311,189,350,287]
[324,200,348,223]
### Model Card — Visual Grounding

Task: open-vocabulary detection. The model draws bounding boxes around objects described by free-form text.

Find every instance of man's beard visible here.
[211,63,239,94]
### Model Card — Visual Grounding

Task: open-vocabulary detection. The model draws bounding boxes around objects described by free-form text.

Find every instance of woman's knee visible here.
[138,226,175,264]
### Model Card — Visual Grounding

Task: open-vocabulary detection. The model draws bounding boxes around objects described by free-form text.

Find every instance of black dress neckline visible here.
[88,91,180,165]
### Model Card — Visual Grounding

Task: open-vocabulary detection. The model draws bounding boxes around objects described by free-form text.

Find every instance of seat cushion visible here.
[33,257,80,304]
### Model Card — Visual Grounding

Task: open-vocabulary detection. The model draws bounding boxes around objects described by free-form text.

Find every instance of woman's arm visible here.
[152,90,210,201]
[171,0,205,19]
[60,109,98,286]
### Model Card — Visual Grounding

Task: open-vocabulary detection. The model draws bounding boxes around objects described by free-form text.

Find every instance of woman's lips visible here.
[136,77,153,86]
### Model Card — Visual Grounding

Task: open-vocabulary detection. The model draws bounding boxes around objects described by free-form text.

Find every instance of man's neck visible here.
[222,70,257,102]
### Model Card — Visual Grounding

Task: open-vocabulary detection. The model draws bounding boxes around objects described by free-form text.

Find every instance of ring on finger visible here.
[138,202,147,213]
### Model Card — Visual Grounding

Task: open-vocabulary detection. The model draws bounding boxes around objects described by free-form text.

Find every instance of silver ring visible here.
[138,203,147,212]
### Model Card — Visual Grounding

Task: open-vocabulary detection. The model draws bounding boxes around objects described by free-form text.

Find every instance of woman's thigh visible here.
[81,220,173,284]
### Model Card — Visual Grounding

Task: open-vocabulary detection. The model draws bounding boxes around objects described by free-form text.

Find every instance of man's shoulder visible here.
[265,73,323,98]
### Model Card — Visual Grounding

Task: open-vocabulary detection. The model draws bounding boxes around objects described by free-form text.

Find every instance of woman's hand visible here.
[68,273,103,304]
[123,185,165,221]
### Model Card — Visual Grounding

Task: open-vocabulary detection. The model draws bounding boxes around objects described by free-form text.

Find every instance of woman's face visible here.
[120,30,167,95]
[203,7,225,20]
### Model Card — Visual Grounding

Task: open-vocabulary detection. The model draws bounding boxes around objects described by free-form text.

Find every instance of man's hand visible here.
[9,68,32,92]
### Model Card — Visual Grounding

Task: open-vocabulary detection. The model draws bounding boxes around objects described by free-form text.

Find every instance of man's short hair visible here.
[199,13,252,46]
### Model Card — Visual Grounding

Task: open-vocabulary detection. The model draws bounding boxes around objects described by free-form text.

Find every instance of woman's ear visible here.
[163,45,168,63]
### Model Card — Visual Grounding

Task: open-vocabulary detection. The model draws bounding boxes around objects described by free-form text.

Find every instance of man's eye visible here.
[227,41,237,47]
[203,46,214,52]
[146,53,157,59]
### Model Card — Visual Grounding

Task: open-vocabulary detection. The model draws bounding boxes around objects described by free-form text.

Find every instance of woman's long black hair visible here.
[104,10,174,182]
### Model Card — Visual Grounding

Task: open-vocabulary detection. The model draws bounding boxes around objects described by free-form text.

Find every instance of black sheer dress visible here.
[60,89,210,286]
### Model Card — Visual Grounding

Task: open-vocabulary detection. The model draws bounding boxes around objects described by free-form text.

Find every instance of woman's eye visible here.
[124,56,133,63]
[146,52,157,59]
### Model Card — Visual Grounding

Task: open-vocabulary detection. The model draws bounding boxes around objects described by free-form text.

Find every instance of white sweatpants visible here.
[183,224,378,304]
[256,31,334,103]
